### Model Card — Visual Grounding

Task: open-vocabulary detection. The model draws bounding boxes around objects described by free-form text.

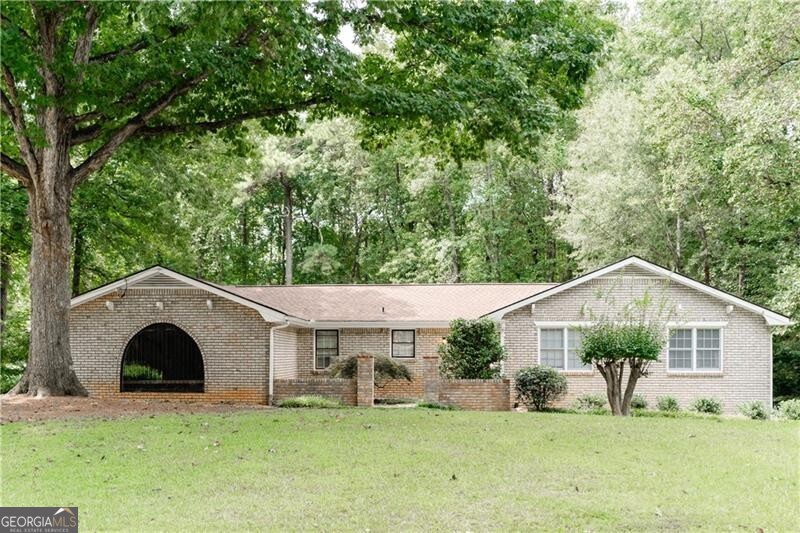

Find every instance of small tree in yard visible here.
[438,319,505,379]
[580,322,664,416]
[579,289,670,416]
[515,367,567,411]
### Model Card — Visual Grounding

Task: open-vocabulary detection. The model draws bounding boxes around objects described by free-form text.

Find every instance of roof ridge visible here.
[227,282,559,288]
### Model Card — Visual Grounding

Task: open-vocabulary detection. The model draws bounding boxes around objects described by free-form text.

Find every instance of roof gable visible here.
[483,256,792,326]
[70,266,293,322]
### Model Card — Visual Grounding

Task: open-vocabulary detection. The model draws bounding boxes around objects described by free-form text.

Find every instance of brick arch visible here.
[119,320,207,393]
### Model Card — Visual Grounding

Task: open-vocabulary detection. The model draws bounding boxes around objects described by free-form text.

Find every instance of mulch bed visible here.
[0,395,270,424]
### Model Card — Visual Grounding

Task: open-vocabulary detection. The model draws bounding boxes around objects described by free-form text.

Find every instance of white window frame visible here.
[313,329,339,370]
[667,327,724,373]
[536,326,592,373]
[390,329,416,358]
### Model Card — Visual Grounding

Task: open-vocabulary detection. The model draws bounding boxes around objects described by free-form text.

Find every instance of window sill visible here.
[559,370,594,376]
[666,371,724,377]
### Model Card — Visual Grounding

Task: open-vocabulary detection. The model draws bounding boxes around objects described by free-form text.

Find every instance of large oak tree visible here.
[1,0,610,395]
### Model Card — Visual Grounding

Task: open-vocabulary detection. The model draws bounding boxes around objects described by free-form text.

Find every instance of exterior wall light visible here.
[206,299,214,310]
[155,301,164,311]
[105,301,115,311]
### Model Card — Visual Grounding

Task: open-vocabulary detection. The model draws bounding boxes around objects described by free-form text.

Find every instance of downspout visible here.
[269,322,291,406]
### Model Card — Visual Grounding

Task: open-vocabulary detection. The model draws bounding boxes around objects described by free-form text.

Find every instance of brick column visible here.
[356,353,374,407]
[423,355,440,402]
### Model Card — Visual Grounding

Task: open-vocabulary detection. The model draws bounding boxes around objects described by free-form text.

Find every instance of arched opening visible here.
[121,323,204,393]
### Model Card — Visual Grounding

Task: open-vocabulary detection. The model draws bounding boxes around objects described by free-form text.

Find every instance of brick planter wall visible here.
[439,379,511,411]
[273,378,357,406]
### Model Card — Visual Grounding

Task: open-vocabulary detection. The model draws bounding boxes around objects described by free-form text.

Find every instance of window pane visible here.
[567,329,590,370]
[393,343,414,357]
[541,349,565,369]
[696,329,720,349]
[315,331,338,369]
[540,329,564,350]
[393,330,414,343]
[668,329,692,370]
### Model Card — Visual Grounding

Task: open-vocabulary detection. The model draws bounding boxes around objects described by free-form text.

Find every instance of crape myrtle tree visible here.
[579,290,670,416]
[0,0,611,396]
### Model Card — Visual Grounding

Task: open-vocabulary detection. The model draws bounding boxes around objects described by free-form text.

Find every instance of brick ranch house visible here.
[69,256,791,413]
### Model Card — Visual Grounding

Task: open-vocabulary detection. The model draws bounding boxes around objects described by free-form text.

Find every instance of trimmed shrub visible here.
[630,394,648,410]
[776,398,800,420]
[656,396,680,412]
[329,353,412,388]
[122,363,163,381]
[738,401,768,420]
[690,397,722,415]
[514,366,567,411]
[417,400,459,410]
[439,318,505,379]
[277,395,343,408]
[575,393,606,411]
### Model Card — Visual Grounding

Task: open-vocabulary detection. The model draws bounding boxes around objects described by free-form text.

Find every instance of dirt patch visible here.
[0,395,270,424]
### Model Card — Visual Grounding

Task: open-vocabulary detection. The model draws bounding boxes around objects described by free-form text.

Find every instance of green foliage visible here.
[690,398,723,415]
[557,0,800,337]
[738,401,768,421]
[277,396,343,409]
[579,322,663,365]
[514,366,568,411]
[1,363,24,394]
[122,364,163,381]
[630,394,648,410]
[773,332,800,402]
[775,399,800,421]
[329,354,412,387]
[416,400,459,411]
[574,393,607,411]
[438,319,506,379]
[657,396,680,412]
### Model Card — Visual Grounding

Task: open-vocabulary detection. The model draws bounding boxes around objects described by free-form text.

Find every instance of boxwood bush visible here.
[690,397,722,415]
[776,398,800,420]
[574,393,606,411]
[514,366,567,411]
[656,396,680,412]
[738,400,768,420]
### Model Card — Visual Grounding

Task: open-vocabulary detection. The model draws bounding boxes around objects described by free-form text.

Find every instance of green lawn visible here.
[2,409,798,531]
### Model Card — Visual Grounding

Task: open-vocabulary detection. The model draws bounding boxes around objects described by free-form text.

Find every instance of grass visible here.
[1,409,798,531]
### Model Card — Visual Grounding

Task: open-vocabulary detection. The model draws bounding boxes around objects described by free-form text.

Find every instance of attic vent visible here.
[131,273,193,289]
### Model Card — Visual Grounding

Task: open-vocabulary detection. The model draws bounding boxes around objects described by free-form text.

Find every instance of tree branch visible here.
[137,98,326,137]
[69,71,210,187]
[88,25,187,64]
[1,152,31,187]
[73,4,99,67]
[1,66,39,175]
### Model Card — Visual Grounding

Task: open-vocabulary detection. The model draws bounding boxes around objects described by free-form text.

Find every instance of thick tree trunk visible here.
[282,179,293,286]
[12,177,87,396]
[71,223,83,296]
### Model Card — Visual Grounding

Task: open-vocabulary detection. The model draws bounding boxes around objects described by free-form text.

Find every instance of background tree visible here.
[0,0,611,395]
[438,318,506,379]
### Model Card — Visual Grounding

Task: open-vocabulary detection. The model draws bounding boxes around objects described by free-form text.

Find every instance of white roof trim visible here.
[484,257,792,327]
[308,320,452,329]
[70,266,298,323]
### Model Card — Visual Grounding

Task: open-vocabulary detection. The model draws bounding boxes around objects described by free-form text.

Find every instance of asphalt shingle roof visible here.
[223,283,556,322]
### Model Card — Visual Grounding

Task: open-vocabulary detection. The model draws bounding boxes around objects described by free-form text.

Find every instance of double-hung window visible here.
[391,330,415,358]
[539,328,591,371]
[315,330,339,370]
[668,328,721,371]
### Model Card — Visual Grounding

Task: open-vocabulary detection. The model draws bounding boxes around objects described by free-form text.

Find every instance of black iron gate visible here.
[120,323,204,393]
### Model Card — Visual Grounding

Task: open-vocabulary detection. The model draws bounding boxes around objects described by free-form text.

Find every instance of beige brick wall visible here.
[295,327,449,400]
[70,288,270,403]
[502,276,773,413]
[273,378,357,406]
